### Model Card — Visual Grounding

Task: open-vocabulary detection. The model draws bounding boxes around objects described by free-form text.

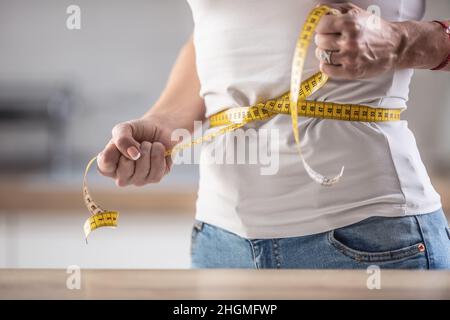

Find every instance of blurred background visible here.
[0,0,449,269]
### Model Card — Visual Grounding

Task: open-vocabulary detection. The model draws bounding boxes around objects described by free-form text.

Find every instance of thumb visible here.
[111,122,141,160]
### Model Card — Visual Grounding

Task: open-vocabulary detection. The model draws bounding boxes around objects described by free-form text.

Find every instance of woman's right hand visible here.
[97,116,176,187]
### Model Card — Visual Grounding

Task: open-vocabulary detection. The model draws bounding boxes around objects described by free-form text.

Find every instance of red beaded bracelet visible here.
[431,20,450,70]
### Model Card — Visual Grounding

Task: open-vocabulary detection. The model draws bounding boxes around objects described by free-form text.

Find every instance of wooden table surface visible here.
[0,176,449,213]
[0,269,449,299]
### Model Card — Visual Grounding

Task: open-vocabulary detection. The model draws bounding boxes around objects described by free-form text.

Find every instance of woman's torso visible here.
[187,0,441,239]
[189,0,426,114]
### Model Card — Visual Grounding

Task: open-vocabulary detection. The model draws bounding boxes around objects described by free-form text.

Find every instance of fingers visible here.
[316,15,361,37]
[111,122,141,161]
[323,2,360,14]
[319,62,359,79]
[114,141,167,187]
[129,141,152,187]
[320,62,342,77]
[115,155,135,187]
[315,15,342,34]
[316,2,364,37]
[97,141,120,178]
[315,3,368,79]
[147,142,167,183]
[165,153,173,175]
[314,33,340,51]
[315,47,344,66]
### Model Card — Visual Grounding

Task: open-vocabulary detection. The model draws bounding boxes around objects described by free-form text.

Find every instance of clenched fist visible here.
[314,2,403,79]
[97,116,176,187]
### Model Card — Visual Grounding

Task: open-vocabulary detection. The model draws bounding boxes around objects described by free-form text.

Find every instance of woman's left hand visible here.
[315,2,402,79]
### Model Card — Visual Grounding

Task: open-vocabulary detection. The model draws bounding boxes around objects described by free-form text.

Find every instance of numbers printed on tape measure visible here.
[82,157,119,241]
[209,72,402,128]
[82,5,403,239]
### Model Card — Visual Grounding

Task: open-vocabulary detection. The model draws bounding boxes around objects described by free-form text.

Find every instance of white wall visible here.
[408,0,450,170]
[0,0,194,169]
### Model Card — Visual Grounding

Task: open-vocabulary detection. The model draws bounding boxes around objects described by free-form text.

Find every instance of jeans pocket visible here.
[328,231,425,263]
[327,215,426,264]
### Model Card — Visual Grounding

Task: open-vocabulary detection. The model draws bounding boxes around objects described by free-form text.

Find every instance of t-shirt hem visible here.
[195,201,443,240]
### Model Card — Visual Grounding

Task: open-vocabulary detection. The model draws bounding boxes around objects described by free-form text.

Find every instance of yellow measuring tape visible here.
[82,5,403,240]
[82,157,119,241]
[209,72,402,127]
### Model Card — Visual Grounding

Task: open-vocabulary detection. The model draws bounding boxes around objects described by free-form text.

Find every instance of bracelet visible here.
[431,20,450,70]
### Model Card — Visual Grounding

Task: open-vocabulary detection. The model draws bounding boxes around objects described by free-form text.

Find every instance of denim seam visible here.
[248,240,259,269]
[327,231,423,263]
[272,239,281,269]
[414,215,432,269]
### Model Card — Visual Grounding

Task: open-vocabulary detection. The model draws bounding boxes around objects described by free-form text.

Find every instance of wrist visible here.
[142,107,176,129]
[142,103,197,133]
[391,20,450,70]
[430,20,450,70]
[390,21,409,69]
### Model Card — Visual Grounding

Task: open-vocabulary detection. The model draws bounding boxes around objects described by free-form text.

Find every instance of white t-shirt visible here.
[187,0,442,239]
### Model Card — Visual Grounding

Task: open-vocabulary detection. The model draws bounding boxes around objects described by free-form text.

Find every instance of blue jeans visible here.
[190,209,450,269]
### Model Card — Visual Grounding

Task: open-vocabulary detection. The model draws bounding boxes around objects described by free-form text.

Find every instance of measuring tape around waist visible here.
[209,73,402,128]
[82,5,404,240]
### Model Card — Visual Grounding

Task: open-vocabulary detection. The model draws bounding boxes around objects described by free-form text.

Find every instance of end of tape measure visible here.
[302,158,344,186]
[320,165,345,186]
[83,211,119,243]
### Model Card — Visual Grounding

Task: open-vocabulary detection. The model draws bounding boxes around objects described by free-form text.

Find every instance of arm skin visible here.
[395,20,450,71]
[314,3,450,79]
[97,35,206,187]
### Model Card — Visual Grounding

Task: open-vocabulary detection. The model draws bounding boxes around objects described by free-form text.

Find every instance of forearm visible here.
[143,35,206,131]
[394,20,450,71]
